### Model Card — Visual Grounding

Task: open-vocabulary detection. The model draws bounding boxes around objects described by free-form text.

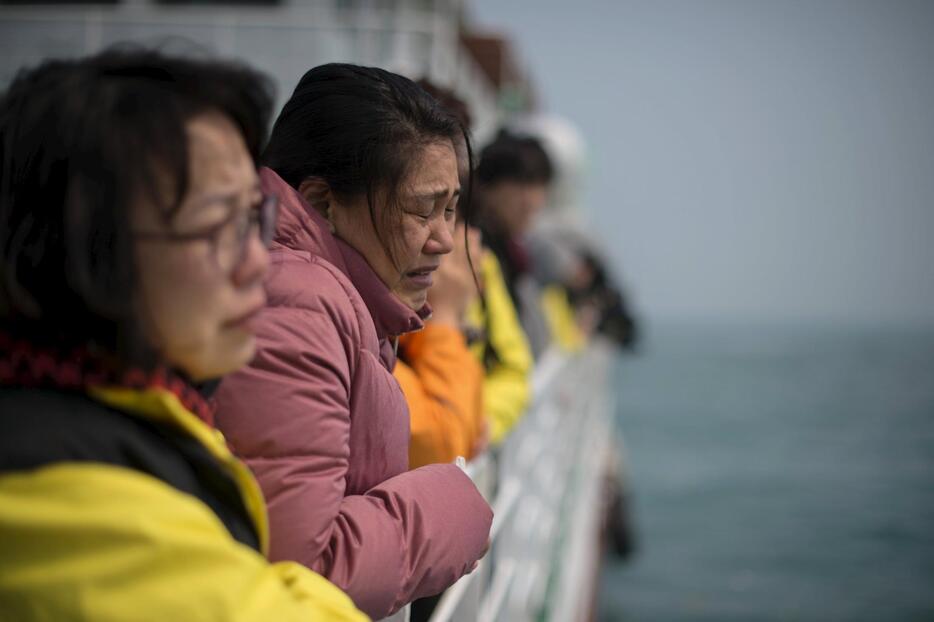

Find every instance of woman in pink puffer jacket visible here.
[213,64,492,619]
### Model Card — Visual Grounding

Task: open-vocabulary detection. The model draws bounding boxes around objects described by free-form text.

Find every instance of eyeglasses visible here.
[135,193,279,273]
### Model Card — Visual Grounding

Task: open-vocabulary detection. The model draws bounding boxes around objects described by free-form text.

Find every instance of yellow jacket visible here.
[466,253,533,444]
[0,385,368,622]
[540,285,587,353]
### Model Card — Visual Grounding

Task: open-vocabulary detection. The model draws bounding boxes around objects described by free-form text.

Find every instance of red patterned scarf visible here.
[0,332,214,424]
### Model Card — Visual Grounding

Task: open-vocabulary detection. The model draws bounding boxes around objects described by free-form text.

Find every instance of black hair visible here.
[263,63,473,266]
[476,129,553,187]
[0,46,274,369]
[415,78,474,220]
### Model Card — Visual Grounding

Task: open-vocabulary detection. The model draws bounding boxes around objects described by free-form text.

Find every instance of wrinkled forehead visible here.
[134,112,259,229]
[402,139,460,196]
[185,113,258,197]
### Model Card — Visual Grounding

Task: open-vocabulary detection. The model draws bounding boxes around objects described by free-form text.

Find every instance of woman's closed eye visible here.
[408,187,459,221]
[406,199,436,221]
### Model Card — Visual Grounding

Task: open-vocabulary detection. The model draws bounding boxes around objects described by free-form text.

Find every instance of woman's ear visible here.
[298,178,337,234]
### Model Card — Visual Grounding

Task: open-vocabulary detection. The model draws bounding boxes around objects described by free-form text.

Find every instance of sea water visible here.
[598,320,934,621]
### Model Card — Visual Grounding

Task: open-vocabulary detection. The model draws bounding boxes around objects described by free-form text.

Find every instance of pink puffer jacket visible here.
[214,168,493,619]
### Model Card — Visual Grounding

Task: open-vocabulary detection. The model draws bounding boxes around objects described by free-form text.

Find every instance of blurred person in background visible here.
[514,115,639,352]
[465,244,535,445]
[213,63,492,620]
[397,80,487,471]
[0,48,366,621]
[563,248,639,351]
[528,229,639,352]
[475,131,555,357]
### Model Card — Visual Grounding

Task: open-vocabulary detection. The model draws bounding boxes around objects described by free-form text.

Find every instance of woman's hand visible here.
[428,223,482,326]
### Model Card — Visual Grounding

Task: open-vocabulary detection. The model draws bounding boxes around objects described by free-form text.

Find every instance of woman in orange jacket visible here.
[395,81,491,469]
[396,221,487,468]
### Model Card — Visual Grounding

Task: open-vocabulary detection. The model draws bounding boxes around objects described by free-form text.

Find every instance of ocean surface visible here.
[597,321,934,622]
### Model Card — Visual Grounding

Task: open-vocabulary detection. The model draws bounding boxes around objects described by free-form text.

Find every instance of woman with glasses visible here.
[0,48,366,621]
[213,64,493,619]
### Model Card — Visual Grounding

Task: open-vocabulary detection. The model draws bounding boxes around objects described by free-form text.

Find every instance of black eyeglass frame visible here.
[134,193,279,271]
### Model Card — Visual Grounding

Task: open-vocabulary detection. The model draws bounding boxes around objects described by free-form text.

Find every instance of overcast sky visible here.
[470,0,934,324]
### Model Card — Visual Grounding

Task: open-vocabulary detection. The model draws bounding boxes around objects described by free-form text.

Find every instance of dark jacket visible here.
[0,380,367,621]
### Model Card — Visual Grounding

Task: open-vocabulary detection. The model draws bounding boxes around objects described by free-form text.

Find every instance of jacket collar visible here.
[0,332,215,424]
[90,384,270,555]
[260,167,429,340]
[0,332,270,553]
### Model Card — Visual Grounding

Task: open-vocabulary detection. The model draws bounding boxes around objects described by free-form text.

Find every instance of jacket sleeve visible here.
[214,300,492,619]
[0,463,368,622]
[473,253,534,444]
[540,285,587,352]
[396,324,485,469]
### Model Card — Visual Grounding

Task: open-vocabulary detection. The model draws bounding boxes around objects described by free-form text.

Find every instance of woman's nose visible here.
[233,231,270,287]
[424,215,455,255]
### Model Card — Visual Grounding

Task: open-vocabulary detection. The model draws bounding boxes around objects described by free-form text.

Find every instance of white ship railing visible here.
[415,341,616,622]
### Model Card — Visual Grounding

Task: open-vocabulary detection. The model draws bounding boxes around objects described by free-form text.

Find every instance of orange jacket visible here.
[395,323,485,469]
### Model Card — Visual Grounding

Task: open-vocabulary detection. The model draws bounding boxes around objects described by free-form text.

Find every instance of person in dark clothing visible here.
[565,250,640,351]
[0,47,366,621]
[475,130,554,309]
[474,131,555,355]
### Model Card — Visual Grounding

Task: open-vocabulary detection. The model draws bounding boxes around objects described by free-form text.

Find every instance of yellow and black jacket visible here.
[0,379,368,621]
[465,253,533,444]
